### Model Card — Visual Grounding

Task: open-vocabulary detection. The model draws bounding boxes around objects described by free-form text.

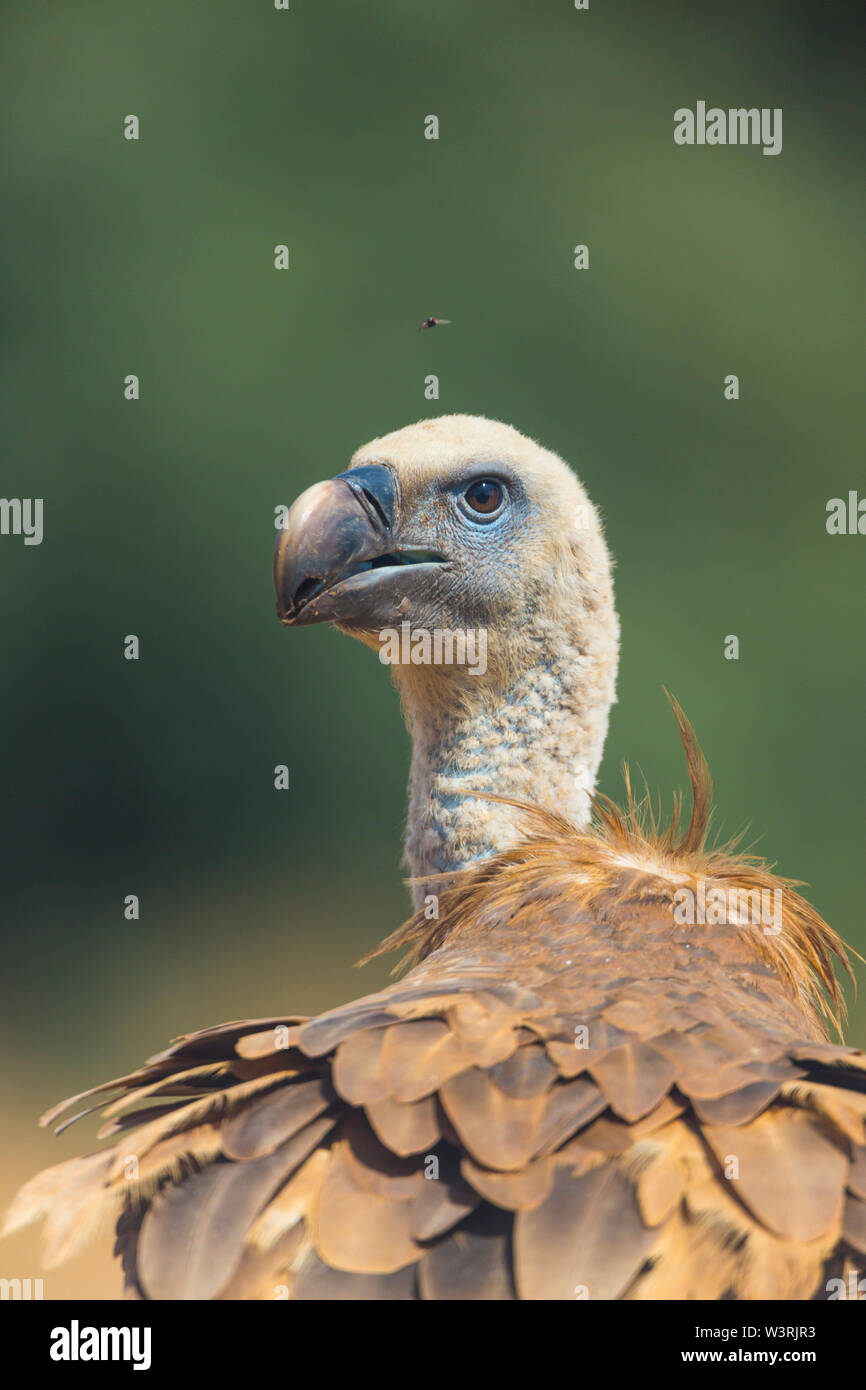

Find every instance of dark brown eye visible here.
[464,479,503,515]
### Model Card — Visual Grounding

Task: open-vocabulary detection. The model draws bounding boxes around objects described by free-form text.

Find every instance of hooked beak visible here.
[274,463,447,628]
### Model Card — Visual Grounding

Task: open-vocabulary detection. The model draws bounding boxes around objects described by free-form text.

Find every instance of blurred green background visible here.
[2,0,864,1295]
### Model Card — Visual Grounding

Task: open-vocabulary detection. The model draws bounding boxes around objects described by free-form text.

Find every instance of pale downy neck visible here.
[396,606,619,909]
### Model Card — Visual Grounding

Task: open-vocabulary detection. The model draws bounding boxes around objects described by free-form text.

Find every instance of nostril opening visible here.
[360,487,391,532]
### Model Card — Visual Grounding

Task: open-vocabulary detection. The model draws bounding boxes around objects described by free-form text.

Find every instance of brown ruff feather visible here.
[364,698,854,1040]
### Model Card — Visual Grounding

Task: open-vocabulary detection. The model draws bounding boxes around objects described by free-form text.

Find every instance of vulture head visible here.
[275,415,619,901]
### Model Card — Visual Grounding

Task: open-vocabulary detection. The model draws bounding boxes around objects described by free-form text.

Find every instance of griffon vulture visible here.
[7,415,866,1300]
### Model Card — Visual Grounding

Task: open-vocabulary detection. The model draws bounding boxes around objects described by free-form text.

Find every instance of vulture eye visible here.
[463,478,504,518]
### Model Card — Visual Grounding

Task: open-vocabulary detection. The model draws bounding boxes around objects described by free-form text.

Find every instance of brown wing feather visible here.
[516,1164,656,1299]
[6,717,865,1299]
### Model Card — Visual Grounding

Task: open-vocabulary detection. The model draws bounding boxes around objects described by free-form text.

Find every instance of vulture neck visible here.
[397,618,617,909]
